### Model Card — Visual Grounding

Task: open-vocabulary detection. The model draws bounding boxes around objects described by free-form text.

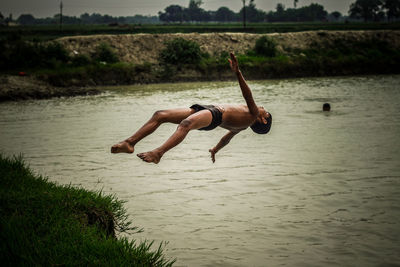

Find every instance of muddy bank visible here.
[56,30,400,64]
[0,75,99,102]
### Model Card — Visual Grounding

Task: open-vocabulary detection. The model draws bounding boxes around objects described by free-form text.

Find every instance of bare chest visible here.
[218,105,255,130]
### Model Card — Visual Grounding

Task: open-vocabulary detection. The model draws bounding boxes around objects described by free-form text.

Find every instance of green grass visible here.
[0,154,175,266]
[1,22,400,41]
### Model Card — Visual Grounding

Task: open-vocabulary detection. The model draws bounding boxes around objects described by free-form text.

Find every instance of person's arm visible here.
[228,52,259,117]
[209,131,239,163]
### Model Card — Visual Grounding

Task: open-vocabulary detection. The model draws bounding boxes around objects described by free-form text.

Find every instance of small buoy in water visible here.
[18,71,27,76]
[323,103,331,111]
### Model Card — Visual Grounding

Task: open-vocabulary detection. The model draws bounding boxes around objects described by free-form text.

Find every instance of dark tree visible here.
[17,14,36,25]
[187,0,202,21]
[187,0,211,22]
[80,13,90,23]
[239,0,266,22]
[215,7,236,22]
[349,0,384,21]
[276,3,285,14]
[299,3,327,21]
[384,0,400,20]
[329,11,342,21]
[331,11,342,19]
[159,5,185,22]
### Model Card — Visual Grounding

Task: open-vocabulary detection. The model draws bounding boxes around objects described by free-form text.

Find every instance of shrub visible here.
[92,43,119,64]
[0,39,71,70]
[134,62,152,73]
[254,36,277,57]
[160,38,202,65]
[71,54,91,67]
[43,42,70,63]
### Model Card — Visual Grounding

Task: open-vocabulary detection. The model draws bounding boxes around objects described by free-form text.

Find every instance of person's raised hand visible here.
[228,52,239,74]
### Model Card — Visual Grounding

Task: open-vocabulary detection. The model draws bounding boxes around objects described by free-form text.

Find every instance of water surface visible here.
[1,75,400,266]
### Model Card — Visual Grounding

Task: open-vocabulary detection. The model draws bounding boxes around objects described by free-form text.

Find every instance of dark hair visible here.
[323,103,331,111]
[250,113,272,134]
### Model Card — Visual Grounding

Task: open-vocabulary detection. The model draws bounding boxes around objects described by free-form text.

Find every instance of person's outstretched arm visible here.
[209,131,239,163]
[229,52,259,117]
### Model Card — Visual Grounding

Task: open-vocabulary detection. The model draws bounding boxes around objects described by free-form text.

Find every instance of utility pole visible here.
[60,1,63,31]
[242,0,246,28]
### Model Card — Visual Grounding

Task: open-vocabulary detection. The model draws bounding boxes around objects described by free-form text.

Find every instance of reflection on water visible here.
[1,75,400,266]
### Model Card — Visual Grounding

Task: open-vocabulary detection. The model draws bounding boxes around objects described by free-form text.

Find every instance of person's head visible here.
[323,103,331,111]
[250,107,272,134]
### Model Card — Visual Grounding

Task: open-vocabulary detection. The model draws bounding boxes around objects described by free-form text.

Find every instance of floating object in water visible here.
[323,103,331,111]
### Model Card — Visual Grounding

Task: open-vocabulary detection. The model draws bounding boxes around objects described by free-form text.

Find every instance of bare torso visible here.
[217,104,257,132]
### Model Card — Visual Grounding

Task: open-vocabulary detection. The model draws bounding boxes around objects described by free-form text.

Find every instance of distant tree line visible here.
[159,0,332,23]
[3,12,159,26]
[159,0,400,23]
[265,3,329,22]
[1,0,400,26]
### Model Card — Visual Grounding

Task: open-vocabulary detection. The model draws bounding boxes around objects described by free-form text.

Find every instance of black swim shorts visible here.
[190,104,223,131]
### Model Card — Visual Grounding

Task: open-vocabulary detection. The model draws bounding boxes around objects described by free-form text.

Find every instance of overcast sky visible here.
[1,0,354,18]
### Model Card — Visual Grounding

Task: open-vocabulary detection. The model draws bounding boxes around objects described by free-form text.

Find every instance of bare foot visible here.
[137,150,162,164]
[111,141,134,154]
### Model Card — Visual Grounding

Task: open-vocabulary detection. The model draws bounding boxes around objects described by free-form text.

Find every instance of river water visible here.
[1,75,400,266]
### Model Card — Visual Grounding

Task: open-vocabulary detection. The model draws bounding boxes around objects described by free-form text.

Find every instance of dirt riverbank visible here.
[1,30,400,101]
[0,75,99,102]
[57,30,400,64]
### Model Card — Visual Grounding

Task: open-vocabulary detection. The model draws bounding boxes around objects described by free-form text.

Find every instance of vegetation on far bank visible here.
[1,30,399,90]
[0,154,175,266]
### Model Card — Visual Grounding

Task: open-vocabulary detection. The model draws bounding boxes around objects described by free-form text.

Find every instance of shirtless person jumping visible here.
[111,52,272,163]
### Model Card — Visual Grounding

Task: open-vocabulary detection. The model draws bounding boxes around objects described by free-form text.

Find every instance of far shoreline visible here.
[2,72,400,103]
[2,30,400,102]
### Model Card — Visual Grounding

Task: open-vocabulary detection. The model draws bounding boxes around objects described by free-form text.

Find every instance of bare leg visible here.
[137,110,212,163]
[111,108,194,154]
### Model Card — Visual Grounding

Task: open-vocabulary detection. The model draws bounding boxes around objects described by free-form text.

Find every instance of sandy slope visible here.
[56,30,400,64]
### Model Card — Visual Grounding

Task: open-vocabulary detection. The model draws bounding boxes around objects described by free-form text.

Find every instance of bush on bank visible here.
[92,42,120,64]
[160,37,203,65]
[0,35,119,72]
[253,36,277,57]
[0,154,175,266]
[0,36,70,71]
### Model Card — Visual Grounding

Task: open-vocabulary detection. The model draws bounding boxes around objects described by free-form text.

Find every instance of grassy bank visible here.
[0,154,175,266]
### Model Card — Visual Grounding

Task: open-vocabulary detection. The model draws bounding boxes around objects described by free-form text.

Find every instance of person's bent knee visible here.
[152,110,168,122]
[178,118,193,131]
